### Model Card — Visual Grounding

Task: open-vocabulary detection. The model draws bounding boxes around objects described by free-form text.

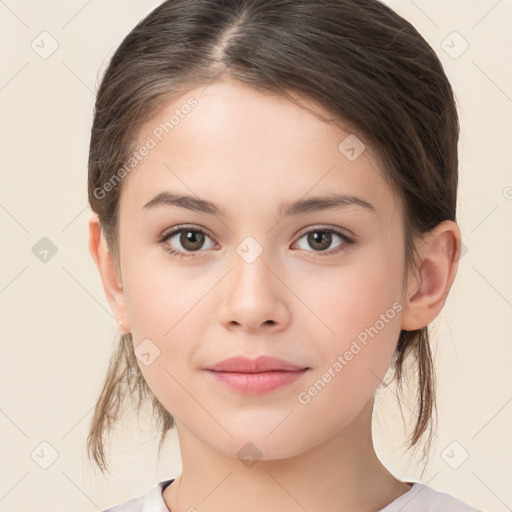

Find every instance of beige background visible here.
[0,1,511,511]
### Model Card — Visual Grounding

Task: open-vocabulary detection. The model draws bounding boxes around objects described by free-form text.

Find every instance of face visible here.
[115,79,409,460]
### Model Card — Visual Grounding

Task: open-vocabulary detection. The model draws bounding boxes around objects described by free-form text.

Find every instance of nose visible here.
[216,250,291,332]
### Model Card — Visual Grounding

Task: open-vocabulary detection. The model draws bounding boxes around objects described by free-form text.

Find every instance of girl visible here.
[86,1,482,510]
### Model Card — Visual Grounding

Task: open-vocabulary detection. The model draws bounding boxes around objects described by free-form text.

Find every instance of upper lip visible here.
[207,355,308,373]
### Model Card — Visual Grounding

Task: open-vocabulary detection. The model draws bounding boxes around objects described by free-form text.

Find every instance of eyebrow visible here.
[143,191,376,217]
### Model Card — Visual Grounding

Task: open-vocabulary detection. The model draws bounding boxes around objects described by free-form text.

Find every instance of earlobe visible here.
[401,220,461,331]
[87,211,131,334]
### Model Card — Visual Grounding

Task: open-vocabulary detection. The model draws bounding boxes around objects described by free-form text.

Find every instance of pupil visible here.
[182,230,204,250]
[309,231,331,251]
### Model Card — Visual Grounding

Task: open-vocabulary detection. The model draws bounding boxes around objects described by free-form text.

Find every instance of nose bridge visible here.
[216,235,289,330]
[231,235,276,303]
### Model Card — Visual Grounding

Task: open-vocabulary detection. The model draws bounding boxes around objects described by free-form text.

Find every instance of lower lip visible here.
[205,369,309,395]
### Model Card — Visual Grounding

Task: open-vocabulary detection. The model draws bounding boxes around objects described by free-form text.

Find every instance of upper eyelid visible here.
[160,224,217,242]
[294,224,354,240]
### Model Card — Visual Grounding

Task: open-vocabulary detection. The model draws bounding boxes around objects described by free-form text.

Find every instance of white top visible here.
[102,479,482,512]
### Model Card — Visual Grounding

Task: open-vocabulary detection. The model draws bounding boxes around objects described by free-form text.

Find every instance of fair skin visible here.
[89,80,460,512]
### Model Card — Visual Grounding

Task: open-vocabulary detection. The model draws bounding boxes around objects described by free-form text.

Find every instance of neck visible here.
[163,398,411,512]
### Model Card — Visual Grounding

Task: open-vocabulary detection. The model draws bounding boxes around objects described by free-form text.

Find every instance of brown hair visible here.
[87,0,459,473]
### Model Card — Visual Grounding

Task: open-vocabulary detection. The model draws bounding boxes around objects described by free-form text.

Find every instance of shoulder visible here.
[102,479,174,512]
[379,481,482,512]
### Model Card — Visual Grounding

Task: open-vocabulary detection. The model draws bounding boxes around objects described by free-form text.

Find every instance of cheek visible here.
[305,250,402,331]
[120,250,220,385]
[121,266,206,418]
[122,252,203,340]
[297,250,404,390]
[293,266,403,430]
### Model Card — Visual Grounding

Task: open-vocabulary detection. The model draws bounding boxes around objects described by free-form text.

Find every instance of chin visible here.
[204,430,314,464]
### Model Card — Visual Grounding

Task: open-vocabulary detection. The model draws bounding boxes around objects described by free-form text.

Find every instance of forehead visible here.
[120,79,400,222]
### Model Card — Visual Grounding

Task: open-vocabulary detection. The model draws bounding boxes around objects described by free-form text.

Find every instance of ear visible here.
[88,211,131,334]
[401,220,461,331]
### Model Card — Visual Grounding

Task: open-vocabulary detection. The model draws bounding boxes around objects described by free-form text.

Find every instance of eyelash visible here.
[158,224,355,260]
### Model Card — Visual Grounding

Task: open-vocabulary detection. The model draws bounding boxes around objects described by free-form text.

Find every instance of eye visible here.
[292,226,354,255]
[159,225,216,259]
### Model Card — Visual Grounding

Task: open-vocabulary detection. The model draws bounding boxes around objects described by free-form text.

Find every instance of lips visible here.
[207,355,308,373]
[205,356,311,394]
